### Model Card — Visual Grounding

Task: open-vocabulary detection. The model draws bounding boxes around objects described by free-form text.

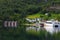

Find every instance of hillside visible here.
[0,0,60,40]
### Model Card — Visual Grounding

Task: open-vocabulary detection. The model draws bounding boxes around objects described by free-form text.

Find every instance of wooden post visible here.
[4,21,8,27]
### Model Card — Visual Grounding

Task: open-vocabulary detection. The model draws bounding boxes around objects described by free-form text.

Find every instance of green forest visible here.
[0,0,60,40]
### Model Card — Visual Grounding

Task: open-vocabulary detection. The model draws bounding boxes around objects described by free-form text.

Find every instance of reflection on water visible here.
[26,26,40,32]
[26,26,60,34]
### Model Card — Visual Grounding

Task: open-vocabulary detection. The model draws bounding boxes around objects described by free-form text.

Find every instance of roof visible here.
[46,2,60,11]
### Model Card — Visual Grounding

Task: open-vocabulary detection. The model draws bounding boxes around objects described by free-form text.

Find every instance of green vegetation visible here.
[0,0,60,40]
[26,13,40,19]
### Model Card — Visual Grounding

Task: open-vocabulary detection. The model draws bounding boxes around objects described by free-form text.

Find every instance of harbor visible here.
[26,18,60,34]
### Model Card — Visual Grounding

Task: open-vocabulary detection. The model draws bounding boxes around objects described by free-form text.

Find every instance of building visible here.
[46,2,60,12]
[4,21,17,27]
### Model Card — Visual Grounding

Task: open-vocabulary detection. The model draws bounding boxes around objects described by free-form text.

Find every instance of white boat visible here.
[26,18,60,33]
[44,20,60,33]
